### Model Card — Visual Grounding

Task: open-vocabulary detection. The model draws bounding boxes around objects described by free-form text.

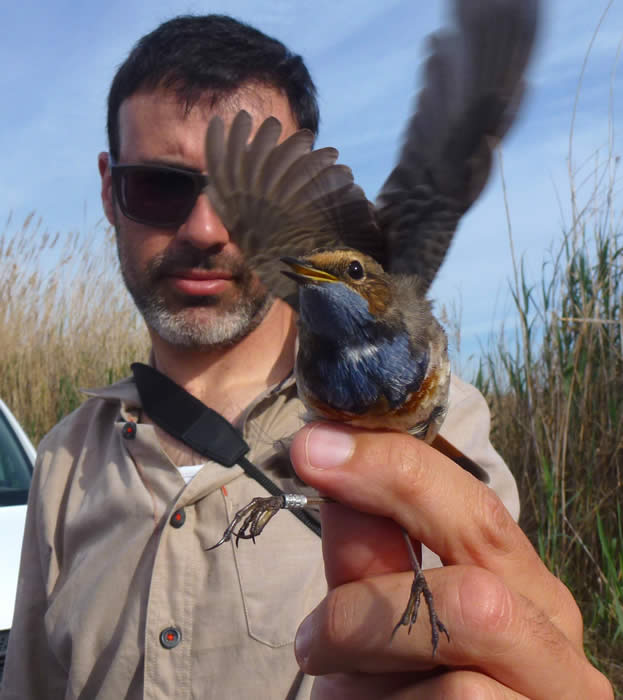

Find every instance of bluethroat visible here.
[205,0,538,655]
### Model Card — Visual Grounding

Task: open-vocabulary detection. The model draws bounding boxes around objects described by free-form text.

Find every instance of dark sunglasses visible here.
[110,158,210,228]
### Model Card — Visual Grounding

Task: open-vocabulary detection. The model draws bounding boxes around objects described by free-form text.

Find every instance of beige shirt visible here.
[1,373,518,700]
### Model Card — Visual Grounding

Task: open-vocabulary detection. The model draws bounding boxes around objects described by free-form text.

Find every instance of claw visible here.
[391,568,450,655]
[205,496,285,550]
[205,532,231,551]
[391,528,450,656]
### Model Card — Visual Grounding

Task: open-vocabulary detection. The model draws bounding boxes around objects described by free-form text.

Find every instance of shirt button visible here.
[160,626,182,649]
[122,421,137,440]
[170,508,186,528]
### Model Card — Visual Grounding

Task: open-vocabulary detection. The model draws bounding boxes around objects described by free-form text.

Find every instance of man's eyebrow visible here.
[128,158,204,173]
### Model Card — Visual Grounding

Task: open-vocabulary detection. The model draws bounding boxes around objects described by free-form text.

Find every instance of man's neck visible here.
[148,299,298,423]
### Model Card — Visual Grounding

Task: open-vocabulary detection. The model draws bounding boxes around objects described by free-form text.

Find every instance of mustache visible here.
[148,245,250,281]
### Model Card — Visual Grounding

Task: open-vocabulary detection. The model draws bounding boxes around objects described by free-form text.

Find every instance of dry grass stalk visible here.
[0,214,150,444]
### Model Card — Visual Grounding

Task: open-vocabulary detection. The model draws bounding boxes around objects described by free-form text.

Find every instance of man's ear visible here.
[98,152,115,226]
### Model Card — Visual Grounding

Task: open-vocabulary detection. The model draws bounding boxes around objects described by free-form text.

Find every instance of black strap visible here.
[131,363,320,537]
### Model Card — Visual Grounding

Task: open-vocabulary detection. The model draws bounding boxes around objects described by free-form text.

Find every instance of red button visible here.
[170,509,186,528]
[122,421,137,440]
[160,626,181,649]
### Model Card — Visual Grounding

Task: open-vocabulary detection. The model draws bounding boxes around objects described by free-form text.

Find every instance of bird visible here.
[203,0,539,655]
[280,250,450,439]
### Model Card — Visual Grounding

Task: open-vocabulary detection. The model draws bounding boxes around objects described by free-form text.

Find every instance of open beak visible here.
[280,256,339,285]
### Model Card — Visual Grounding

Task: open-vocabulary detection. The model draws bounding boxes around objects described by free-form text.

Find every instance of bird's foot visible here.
[206,493,322,550]
[391,528,450,655]
[205,495,286,550]
[391,567,450,655]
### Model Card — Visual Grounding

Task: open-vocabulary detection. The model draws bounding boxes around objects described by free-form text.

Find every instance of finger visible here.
[290,423,581,642]
[318,501,416,589]
[295,566,613,700]
[310,671,425,700]
[311,670,530,700]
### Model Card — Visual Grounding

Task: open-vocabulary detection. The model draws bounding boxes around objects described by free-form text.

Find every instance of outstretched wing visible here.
[376,0,539,290]
[204,110,384,304]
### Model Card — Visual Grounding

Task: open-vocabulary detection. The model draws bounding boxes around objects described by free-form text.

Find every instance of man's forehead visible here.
[118,85,299,143]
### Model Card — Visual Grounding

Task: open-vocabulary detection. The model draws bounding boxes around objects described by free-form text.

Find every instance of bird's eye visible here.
[347,260,364,280]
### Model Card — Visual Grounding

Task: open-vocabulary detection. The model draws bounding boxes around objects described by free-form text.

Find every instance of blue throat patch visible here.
[311,333,427,413]
[298,282,372,340]
[298,282,427,413]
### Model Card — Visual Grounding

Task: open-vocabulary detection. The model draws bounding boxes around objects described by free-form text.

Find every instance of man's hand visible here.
[289,423,613,699]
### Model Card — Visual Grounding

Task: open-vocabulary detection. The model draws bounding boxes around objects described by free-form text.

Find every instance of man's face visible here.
[99,86,299,349]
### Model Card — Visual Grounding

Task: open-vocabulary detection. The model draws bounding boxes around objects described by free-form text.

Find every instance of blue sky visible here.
[3,0,622,370]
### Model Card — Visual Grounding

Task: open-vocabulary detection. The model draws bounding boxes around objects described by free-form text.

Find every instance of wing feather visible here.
[203,0,539,301]
[204,110,383,303]
[376,0,539,289]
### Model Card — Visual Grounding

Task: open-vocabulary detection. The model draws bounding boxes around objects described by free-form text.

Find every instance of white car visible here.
[0,399,35,684]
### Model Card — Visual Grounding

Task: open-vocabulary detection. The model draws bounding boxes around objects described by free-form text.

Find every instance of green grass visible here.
[472,144,623,690]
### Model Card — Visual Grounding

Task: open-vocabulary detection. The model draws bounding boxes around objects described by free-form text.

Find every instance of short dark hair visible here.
[107,15,319,159]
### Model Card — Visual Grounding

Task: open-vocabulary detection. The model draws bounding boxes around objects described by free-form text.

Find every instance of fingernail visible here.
[295,612,313,668]
[305,423,355,469]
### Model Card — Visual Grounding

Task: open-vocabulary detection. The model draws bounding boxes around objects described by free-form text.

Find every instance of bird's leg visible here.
[206,494,330,550]
[391,527,450,655]
[208,497,449,655]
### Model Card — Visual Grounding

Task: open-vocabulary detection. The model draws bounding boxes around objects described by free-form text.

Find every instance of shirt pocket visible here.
[227,486,326,647]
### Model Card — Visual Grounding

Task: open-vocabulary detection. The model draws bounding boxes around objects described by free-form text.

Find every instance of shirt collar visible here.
[81,361,297,425]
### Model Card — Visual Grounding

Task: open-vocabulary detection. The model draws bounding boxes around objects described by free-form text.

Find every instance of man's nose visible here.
[176,194,230,249]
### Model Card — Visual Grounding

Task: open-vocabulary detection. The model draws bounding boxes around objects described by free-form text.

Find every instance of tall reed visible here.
[475,135,623,686]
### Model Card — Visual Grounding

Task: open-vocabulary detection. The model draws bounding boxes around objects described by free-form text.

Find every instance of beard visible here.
[116,231,273,350]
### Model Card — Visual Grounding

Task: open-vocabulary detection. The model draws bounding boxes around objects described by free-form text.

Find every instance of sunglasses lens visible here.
[118,167,198,226]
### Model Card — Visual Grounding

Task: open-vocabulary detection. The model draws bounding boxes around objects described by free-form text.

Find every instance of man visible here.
[2,13,612,700]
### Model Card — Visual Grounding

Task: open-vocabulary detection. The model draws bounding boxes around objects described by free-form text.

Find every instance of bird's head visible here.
[281,248,395,339]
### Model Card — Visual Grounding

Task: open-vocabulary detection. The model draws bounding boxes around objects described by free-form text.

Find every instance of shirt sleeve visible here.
[440,373,520,520]
[0,451,66,699]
